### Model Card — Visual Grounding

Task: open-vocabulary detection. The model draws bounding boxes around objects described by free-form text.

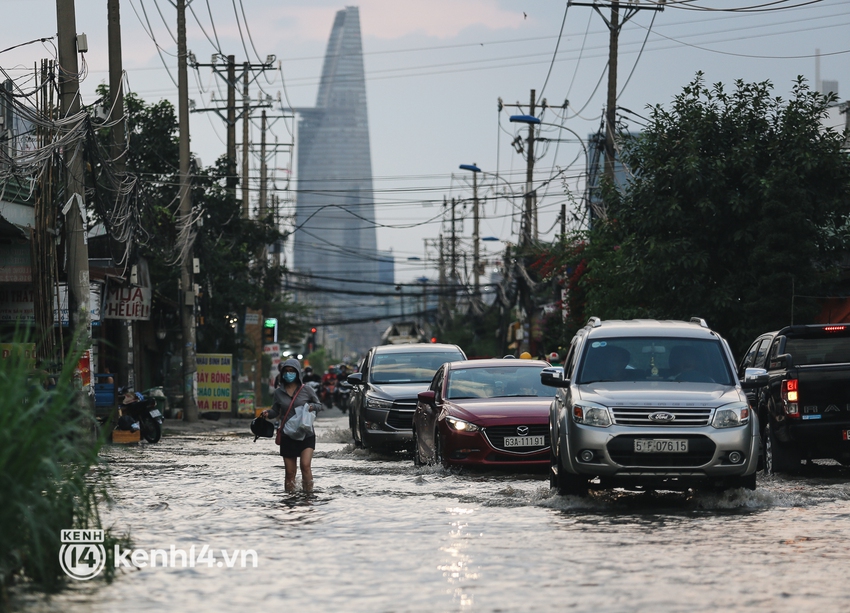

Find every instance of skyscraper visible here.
[293,7,379,311]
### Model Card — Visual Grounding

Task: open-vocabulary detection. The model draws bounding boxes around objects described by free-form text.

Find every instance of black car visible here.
[347,343,466,451]
[739,324,850,473]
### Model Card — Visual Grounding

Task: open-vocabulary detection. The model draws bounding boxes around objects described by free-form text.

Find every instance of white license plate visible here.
[149,409,162,418]
[504,435,545,448]
[634,439,688,453]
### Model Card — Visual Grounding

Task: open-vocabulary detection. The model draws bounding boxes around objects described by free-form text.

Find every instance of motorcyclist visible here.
[302,366,322,384]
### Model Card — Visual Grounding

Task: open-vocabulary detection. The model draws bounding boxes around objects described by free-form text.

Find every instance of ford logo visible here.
[516,425,529,436]
[649,412,675,423]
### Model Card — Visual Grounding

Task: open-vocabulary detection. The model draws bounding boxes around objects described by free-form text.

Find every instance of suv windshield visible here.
[370,351,463,384]
[576,337,733,385]
[446,365,549,400]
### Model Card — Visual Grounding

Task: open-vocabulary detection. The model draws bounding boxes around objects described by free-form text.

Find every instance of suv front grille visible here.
[606,434,716,467]
[386,410,414,430]
[612,406,713,427]
[483,424,549,453]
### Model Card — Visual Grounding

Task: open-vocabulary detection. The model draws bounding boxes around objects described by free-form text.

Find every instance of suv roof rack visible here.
[587,316,602,328]
[689,317,709,328]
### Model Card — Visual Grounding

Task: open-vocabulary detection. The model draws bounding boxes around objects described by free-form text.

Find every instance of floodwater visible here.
[15,412,850,613]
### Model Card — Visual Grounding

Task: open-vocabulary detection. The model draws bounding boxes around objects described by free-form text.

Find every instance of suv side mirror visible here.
[740,367,769,390]
[769,353,793,370]
[347,372,363,385]
[417,390,436,405]
[541,366,569,388]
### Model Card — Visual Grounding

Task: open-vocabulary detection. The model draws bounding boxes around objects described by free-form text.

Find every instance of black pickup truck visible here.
[739,324,850,473]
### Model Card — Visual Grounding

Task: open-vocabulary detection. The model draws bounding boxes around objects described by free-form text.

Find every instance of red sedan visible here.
[412,359,553,468]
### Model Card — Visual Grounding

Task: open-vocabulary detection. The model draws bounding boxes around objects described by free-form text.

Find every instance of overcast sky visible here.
[2,0,848,282]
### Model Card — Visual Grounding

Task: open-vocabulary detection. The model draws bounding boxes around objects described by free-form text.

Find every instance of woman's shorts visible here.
[279,433,316,458]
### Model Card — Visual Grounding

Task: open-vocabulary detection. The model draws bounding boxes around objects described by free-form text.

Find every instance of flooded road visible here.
[18,412,850,613]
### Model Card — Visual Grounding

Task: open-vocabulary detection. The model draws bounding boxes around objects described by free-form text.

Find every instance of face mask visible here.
[283,372,297,383]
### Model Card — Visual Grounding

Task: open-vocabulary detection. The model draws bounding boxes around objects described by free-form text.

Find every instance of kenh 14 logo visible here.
[59,529,106,580]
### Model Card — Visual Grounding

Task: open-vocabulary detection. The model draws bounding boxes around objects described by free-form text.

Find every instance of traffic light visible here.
[307,327,317,353]
[263,318,278,346]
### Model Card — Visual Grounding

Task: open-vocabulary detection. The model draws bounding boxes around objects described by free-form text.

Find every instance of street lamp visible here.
[458,163,482,303]
[507,115,588,236]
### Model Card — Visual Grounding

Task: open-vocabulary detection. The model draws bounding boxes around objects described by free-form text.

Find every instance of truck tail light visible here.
[782,378,800,418]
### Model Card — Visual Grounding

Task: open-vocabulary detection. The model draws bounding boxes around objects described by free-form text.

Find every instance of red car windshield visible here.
[446,365,548,399]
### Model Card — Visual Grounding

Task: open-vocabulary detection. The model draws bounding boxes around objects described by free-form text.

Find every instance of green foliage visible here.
[94,86,294,354]
[0,332,114,591]
[585,74,850,355]
[437,309,502,358]
[304,347,332,374]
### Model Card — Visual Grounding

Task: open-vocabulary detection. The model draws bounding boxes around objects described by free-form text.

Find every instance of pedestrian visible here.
[262,358,322,493]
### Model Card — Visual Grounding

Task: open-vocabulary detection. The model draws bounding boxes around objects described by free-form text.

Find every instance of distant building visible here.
[292,7,380,307]
[377,251,395,286]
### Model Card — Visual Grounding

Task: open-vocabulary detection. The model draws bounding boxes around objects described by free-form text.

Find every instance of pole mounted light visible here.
[459,164,481,173]
[509,114,541,125]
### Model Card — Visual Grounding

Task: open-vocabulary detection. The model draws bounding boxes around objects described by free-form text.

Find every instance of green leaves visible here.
[584,75,850,355]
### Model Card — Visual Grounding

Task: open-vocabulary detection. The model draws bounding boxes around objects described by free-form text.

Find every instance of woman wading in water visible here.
[263,358,322,492]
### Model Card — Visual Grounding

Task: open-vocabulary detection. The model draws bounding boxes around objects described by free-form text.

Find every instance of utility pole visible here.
[259,110,267,220]
[450,197,458,285]
[176,0,198,422]
[472,168,480,302]
[605,4,619,184]
[242,62,250,218]
[108,0,135,390]
[569,1,665,185]
[524,89,536,245]
[190,56,276,203]
[226,55,236,198]
[56,0,92,351]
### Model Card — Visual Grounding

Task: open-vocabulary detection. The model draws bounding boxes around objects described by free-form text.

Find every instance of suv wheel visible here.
[357,416,368,450]
[550,436,588,497]
[764,422,800,475]
[726,472,757,491]
[412,426,423,467]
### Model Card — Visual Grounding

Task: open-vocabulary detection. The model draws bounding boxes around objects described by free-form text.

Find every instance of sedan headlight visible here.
[572,401,612,427]
[712,402,750,428]
[365,396,394,410]
[445,416,479,432]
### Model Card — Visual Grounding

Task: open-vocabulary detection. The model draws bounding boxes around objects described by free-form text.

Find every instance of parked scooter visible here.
[117,387,164,443]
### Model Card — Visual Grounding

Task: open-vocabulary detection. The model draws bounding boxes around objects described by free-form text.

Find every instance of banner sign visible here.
[0,242,32,283]
[54,283,102,327]
[196,354,232,413]
[0,287,34,322]
[104,286,151,321]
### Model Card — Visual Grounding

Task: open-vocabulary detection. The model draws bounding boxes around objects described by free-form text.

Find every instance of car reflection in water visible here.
[413,359,553,468]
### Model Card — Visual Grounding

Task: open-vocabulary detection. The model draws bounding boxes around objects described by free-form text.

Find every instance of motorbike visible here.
[334,379,352,414]
[321,378,336,409]
[305,380,322,399]
[118,389,164,443]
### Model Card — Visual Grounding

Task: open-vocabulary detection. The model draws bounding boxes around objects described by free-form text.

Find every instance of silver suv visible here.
[541,318,763,495]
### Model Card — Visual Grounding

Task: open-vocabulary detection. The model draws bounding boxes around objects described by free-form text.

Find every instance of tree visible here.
[92,87,301,354]
[584,74,850,354]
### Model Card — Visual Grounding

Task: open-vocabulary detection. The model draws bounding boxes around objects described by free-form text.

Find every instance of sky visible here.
[2,0,849,284]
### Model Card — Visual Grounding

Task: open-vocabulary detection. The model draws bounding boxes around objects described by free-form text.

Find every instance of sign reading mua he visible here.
[104,286,151,321]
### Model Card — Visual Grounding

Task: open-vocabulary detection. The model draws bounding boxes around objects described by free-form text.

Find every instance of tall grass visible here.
[0,332,112,594]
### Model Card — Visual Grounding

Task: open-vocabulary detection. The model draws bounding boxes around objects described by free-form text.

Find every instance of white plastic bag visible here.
[283,404,316,441]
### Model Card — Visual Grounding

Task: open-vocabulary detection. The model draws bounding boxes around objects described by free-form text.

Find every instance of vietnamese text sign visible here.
[53,283,102,326]
[196,354,232,412]
[0,242,32,283]
[104,286,151,321]
[0,287,35,322]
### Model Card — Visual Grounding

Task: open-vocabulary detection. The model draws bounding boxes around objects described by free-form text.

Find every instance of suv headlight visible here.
[572,401,612,427]
[712,402,750,428]
[365,396,393,410]
[445,416,479,432]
